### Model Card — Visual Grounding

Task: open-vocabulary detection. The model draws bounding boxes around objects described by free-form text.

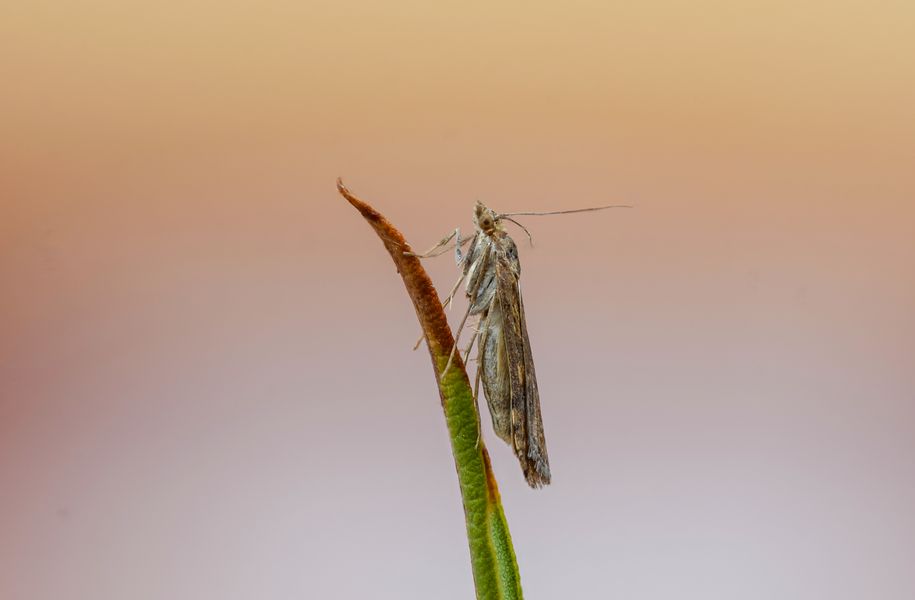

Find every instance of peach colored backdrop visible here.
[3,2,914,599]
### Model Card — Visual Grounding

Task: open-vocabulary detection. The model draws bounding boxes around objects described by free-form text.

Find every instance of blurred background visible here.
[2,1,914,598]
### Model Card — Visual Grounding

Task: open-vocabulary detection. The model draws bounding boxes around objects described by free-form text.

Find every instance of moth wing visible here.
[515,287,550,486]
[495,237,551,487]
[478,299,512,444]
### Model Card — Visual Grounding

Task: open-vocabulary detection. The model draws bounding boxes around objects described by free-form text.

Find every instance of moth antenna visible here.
[499,204,632,217]
[500,217,535,247]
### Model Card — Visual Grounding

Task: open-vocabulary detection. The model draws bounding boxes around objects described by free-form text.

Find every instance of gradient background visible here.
[2,2,914,598]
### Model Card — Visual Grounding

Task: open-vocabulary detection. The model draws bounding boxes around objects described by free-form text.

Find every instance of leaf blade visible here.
[337,178,523,600]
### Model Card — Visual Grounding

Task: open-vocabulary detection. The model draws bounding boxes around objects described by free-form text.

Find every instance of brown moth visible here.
[462,202,549,487]
[413,199,630,488]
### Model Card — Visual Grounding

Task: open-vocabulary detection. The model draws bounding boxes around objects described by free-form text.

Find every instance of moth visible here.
[462,202,549,487]
[414,200,630,488]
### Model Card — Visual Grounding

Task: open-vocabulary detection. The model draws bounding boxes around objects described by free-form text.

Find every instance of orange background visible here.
[3,2,914,598]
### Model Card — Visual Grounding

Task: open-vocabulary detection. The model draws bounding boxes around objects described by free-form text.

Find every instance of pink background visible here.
[3,2,914,598]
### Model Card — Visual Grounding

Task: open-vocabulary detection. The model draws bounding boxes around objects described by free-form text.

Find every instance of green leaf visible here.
[338,179,523,600]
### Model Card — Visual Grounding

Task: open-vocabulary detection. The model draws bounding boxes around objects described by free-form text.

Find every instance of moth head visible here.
[474,201,501,234]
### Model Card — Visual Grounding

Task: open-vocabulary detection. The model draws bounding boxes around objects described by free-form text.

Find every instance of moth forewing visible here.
[515,286,550,486]
[486,230,551,488]
[478,297,512,445]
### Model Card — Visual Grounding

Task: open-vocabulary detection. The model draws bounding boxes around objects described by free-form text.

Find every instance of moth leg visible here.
[404,229,456,258]
[441,300,473,376]
[405,229,472,259]
[467,317,487,449]
[412,272,467,350]
[462,328,478,363]
[443,272,467,312]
